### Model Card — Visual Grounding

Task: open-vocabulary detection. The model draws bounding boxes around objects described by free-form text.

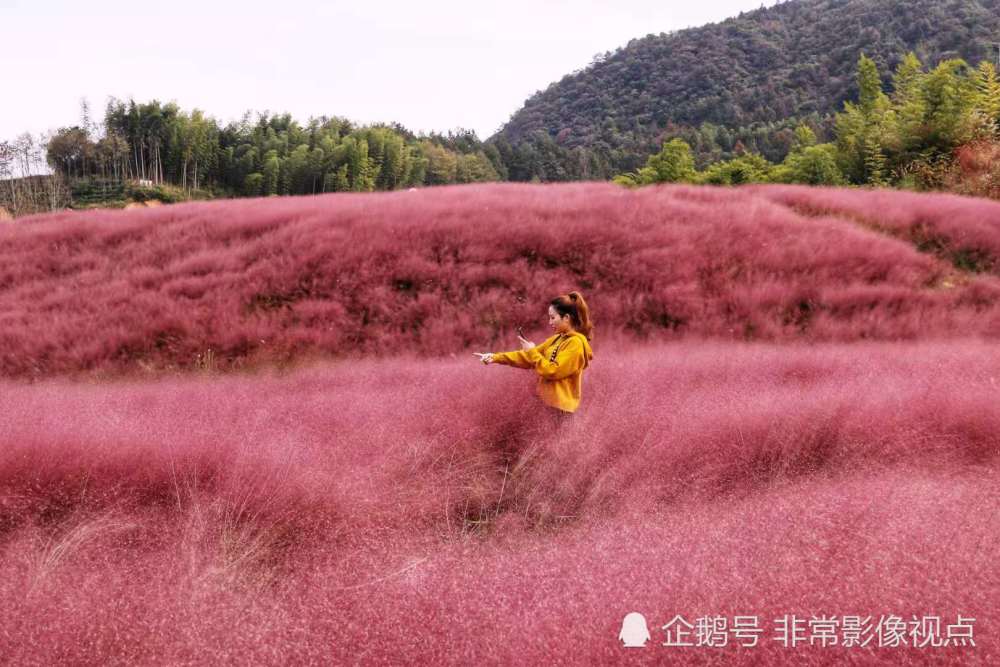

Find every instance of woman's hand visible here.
[473,352,494,365]
[518,335,535,350]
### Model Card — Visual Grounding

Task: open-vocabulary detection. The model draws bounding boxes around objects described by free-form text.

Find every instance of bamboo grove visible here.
[41,99,505,197]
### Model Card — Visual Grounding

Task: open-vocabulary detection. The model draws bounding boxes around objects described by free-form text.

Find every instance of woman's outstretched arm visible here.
[493,336,585,380]
[490,347,537,369]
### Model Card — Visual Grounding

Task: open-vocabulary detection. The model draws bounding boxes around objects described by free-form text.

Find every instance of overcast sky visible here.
[1,0,778,141]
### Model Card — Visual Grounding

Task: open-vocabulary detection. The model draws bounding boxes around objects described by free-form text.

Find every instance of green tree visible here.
[972,61,1000,131]
[698,153,773,185]
[307,147,325,193]
[773,143,845,185]
[234,144,258,186]
[637,138,698,184]
[792,125,817,150]
[857,54,887,115]
[922,59,977,150]
[612,173,640,187]
[455,152,501,183]
[421,141,458,185]
[262,150,280,195]
[46,127,92,179]
[343,136,375,191]
[324,164,350,192]
[887,52,928,159]
[374,130,406,189]
[404,147,428,186]
[282,144,310,194]
[835,54,892,184]
[863,132,888,186]
[169,112,194,189]
[243,172,263,196]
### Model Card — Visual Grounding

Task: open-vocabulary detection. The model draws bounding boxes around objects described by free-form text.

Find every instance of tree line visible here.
[42,99,506,197]
[614,53,1000,193]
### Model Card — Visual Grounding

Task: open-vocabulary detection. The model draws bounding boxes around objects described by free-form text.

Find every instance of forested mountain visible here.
[490,0,1000,180]
[8,0,1000,218]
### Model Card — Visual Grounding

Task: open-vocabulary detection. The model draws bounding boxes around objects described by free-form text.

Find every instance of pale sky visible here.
[1,0,778,141]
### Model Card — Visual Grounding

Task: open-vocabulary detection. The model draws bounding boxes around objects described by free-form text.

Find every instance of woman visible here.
[474,292,594,416]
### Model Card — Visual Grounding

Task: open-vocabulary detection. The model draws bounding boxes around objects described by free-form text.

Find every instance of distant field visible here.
[1,184,998,664]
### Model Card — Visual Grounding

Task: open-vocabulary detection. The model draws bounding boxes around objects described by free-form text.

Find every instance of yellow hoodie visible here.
[491,331,594,413]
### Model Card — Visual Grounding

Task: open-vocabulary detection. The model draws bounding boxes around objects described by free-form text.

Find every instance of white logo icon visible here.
[619,612,651,648]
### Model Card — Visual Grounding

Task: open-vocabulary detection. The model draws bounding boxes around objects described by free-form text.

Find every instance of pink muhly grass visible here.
[753,184,1000,276]
[3,183,1000,380]
[0,340,997,664]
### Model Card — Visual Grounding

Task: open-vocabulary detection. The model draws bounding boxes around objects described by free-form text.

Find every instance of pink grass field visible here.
[2,183,999,665]
[3,182,1000,380]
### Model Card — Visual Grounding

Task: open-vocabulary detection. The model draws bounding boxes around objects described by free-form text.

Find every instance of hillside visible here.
[491,0,1000,179]
[2,182,1000,380]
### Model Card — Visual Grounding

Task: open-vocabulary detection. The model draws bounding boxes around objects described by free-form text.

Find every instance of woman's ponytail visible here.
[552,291,594,341]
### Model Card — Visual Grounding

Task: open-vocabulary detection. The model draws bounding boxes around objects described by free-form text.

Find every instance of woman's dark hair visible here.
[550,291,594,341]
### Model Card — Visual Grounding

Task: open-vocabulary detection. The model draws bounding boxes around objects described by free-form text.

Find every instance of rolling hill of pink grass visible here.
[2,183,999,664]
[3,182,1000,380]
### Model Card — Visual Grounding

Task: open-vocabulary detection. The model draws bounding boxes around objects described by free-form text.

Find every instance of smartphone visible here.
[517,326,524,337]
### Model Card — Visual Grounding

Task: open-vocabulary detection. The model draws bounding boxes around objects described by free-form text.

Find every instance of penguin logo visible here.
[618,612,651,648]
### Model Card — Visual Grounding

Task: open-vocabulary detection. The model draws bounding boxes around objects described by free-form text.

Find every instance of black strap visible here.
[549,333,566,362]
